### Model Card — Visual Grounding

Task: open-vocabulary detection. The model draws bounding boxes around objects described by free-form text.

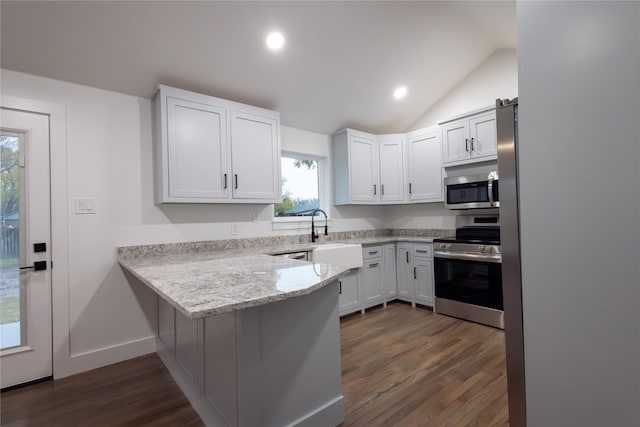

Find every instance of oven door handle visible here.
[434,251,502,264]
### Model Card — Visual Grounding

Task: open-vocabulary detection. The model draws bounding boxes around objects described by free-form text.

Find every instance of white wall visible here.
[0,70,390,375]
[518,2,640,426]
[409,49,518,129]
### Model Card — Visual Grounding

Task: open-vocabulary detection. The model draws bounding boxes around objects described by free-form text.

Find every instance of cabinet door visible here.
[378,135,404,203]
[362,258,384,308]
[469,112,497,160]
[338,270,362,316]
[406,129,443,202]
[167,97,229,200]
[383,244,397,299]
[230,111,280,200]
[395,244,413,302]
[348,134,379,203]
[441,120,470,165]
[414,258,434,306]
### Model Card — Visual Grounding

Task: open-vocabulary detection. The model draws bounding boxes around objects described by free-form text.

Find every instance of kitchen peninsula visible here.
[118,244,350,427]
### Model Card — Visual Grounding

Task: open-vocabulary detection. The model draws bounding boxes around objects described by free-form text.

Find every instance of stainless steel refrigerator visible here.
[496,98,527,427]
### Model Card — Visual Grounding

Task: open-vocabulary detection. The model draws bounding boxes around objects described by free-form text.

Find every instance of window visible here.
[274,153,325,218]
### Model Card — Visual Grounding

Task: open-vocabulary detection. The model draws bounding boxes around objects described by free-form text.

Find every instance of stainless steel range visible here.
[433,214,504,329]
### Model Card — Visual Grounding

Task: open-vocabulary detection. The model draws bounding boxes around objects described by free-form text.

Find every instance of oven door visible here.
[434,256,503,310]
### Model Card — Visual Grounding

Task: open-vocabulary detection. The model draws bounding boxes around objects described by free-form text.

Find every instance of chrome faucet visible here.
[310,209,328,243]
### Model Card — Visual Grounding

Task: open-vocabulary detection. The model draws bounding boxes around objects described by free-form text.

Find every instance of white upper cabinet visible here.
[349,132,379,203]
[166,97,229,200]
[441,109,497,167]
[333,129,379,204]
[230,111,280,200]
[406,126,443,202]
[333,130,407,205]
[153,85,281,204]
[468,112,498,160]
[377,134,405,203]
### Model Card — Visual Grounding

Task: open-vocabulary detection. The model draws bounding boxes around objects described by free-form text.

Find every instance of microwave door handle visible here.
[488,175,495,206]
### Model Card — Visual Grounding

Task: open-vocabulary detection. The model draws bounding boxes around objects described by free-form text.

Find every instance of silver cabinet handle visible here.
[369,262,379,268]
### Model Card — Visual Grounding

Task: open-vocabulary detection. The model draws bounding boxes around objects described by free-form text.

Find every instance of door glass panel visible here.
[0,132,25,350]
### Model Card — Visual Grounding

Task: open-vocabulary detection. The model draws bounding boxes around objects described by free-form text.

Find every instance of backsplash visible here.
[117,228,454,260]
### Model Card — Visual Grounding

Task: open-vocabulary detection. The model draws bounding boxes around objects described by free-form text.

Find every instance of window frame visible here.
[273,150,330,229]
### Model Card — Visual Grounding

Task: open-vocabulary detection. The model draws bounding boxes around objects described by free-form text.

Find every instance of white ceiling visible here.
[0,1,516,134]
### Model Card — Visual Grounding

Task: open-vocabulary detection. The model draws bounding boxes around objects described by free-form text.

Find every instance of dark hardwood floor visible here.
[1,302,508,426]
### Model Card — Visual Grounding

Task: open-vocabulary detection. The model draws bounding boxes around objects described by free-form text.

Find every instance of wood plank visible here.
[339,302,508,426]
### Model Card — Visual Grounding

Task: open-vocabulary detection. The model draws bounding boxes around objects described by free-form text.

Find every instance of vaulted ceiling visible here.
[0,1,516,134]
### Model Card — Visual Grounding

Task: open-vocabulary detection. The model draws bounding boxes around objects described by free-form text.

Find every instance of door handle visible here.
[20,261,47,271]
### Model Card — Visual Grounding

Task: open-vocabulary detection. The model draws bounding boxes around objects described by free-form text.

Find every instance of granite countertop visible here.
[118,231,448,320]
[120,252,350,320]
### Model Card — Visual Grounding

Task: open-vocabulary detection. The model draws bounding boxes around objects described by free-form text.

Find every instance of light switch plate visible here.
[75,198,96,214]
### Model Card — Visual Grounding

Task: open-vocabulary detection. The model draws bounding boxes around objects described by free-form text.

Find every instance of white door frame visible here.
[1,95,70,379]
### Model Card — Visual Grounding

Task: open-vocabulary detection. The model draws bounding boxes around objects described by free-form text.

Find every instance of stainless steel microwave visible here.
[444,172,499,209]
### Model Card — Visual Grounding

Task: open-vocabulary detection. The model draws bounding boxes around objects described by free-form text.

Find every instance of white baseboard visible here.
[67,336,156,376]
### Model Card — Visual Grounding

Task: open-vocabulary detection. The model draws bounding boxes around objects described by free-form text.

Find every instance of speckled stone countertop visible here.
[120,252,351,319]
[118,228,453,320]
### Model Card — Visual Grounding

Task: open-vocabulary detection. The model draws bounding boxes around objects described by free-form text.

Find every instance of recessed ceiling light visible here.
[393,86,407,99]
[266,32,285,50]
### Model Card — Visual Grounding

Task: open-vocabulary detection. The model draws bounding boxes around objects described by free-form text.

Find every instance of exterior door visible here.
[1,108,52,388]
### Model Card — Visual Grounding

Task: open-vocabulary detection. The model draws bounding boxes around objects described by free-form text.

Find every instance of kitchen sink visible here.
[312,243,363,269]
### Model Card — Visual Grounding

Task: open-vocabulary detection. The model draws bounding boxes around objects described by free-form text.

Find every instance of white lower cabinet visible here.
[395,244,414,304]
[338,270,362,316]
[339,242,434,317]
[362,246,385,309]
[383,244,397,300]
[394,242,434,308]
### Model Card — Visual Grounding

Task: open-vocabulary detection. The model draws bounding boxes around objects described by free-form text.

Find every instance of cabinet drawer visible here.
[363,245,383,259]
[412,244,432,258]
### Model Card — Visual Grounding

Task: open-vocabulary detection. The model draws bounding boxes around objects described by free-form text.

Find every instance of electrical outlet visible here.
[75,198,96,214]
[231,223,240,236]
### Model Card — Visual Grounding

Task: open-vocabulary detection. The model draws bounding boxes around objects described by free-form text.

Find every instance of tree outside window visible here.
[274,155,320,217]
